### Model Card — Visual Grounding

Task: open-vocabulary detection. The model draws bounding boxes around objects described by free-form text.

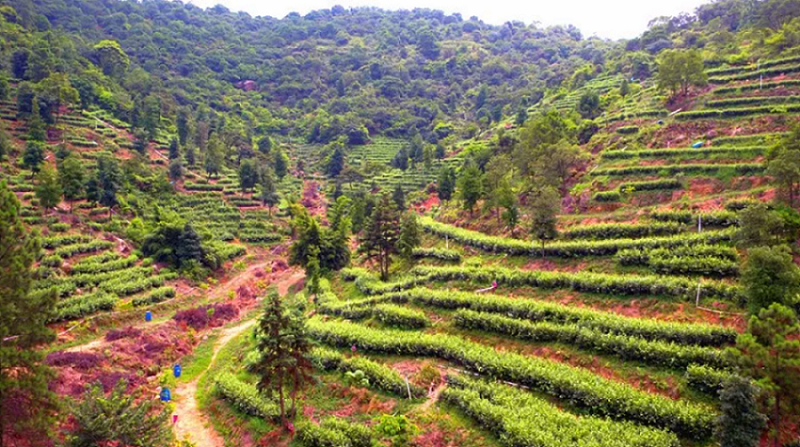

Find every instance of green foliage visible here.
[714,376,767,447]
[359,194,401,280]
[767,124,800,207]
[457,160,483,214]
[307,317,715,439]
[732,303,800,445]
[444,375,679,447]
[237,159,258,192]
[252,292,313,422]
[397,213,421,259]
[410,247,461,262]
[214,372,280,419]
[67,380,170,447]
[22,140,45,173]
[685,364,738,395]
[436,167,456,202]
[35,164,61,211]
[309,346,425,398]
[59,154,85,210]
[528,186,560,256]
[0,181,56,443]
[454,309,728,369]
[740,245,800,313]
[297,417,375,447]
[656,49,707,97]
[289,206,350,272]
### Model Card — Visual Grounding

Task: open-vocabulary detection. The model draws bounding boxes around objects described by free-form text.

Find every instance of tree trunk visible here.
[541,240,546,259]
[774,352,781,447]
[278,373,286,427]
[289,368,299,419]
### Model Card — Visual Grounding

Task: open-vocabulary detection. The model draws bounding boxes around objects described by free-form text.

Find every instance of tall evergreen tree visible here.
[168,137,180,160]
[238,159,258,192]
[204,135,223,179]
[437,167,455,202]
[397,213,421,259]
[176,108,191,146]
[259,172,279,215]
[714,376,766,447]
[35,164,61,213]
[458,161,484,215]
[359,194,401,280]
[392,184,406,211]
[60,153,84,213]
[22,141,45,175]
[253,292,313,426]
[26,98,46,142]
[274,148,288,180]
[326,144,345,178]
[0,181,56,447]
[176,223,204,266]
[97,156,122,213]
[168,159,183,181]
[391,147,409,171]
[733,303,800,447]
[67,380,170,447]
[185,145,196,167]
[529,186,560,257]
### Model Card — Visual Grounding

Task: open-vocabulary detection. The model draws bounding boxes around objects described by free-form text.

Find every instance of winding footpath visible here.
[172,270,305,447]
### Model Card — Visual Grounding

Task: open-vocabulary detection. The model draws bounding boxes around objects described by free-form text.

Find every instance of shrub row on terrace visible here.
[307,318,716,439]
[323,286,738,346]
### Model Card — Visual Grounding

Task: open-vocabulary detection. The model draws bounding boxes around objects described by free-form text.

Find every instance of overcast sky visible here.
[184,0,711,40]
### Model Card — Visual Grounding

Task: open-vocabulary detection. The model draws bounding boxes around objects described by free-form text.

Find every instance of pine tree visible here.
[205,135,223,179]
[168,137,180,160]
[326,144,345,178]
[397,213,421,258]
[274,148,288,180]
[85,175,100,206]
[714,376,766,447]
[529,186,560,258]
[359,194,401,280]
[27,98,46,142]
[176,223,204,266]
[391,147,409,171]
[741,245,800,313]
[0,124,11,161]
[60,153,84,212]
[423,146,433,171]
[437,167,455,202]
[0,181,56,446]
[35,164,61,213]
[186,145,196,167]
[97,156,122,213]
[735,203,784,248]
[22,140,45,175]
[176,108,191,146]
[458,161,483,215]
[238,159,258,192]
[732,303,800,447]
[168,159,183,181]
[435,144,446,159]
[259,172,279,215]
[392,184,406,211]
[253,292,313,426]
[67,380,170,447]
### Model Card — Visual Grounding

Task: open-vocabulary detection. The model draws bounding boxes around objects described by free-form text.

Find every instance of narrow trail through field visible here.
[172,270,304,447]
[64,260,296,353]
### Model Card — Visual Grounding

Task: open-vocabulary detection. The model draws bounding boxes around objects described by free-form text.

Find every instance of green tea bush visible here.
[307,318,715,439]
[593,163,764,177]
[131,286,176,307]
[309,346,425,398]
[444,375,680,447]
[411,247,461,262]
[297,418,375,447]
[685,364,737,395]
[214,372,280,419]
[601,146,766,160]
[454,309,729,369]
[562,222,683,240]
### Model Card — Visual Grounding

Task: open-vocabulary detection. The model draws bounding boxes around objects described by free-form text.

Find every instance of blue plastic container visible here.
[145,311,152,322]
[173,364,182,378]
[160,388,171,402]
[691,141,704,148]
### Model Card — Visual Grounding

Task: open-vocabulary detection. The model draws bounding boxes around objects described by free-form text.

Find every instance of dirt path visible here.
[172,270,304,447]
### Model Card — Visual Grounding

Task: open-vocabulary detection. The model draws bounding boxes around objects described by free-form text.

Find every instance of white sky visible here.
[184,0,712,40]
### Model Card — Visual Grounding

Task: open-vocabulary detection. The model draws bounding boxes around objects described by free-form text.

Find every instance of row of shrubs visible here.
[410,247,461,262]
[297,418,375,447]
[600,109,667,124]
[650,210,739,227]
[676,104,800,120]
[329,287,736,346]
[705,95,800,109]
[410,265,743,302]
[41,234,92,249]
[307,318,716,439]
[49,291,117,323]
[616,246,740,277]
[713,78,800,95]
[101,272,177,297]
[706,55,800,76]
[213,373,280,419]
[454,309,728,369]
[561,222,684,240]
[708,61,800,83]
[684,364,737,395]
[419,216,736,258]
[309,346,426,398]
[711,132,785,146]
[443,374,680,447]
[53,240,115,259]
[72,255,138,274]
[593,163,764,177]
[319,301,429,329]
[592,190,621,202]
[601,146,766,160]
[619,179,684,192]
[342,263,742,301]
[131,286,176,307]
